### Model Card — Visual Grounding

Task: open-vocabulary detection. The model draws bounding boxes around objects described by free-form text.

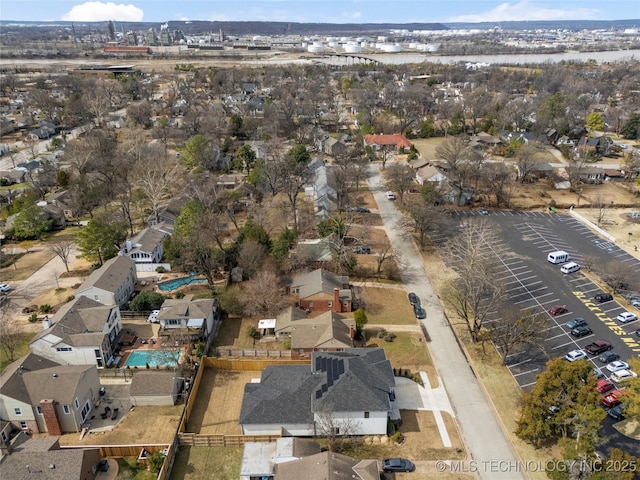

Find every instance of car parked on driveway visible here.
[408,292,420,307]
[382,458,415,473]
[549,305,569,315]
[565,349,587,362]
[606,360,630,373]
[413,305,426,319]
[616,311,637,324]
[598,351,620,364]
[386,191,396,200]
[571,325,593,338]
[594,293,613,303]
[584,340,612,355]
[565,318,587,329]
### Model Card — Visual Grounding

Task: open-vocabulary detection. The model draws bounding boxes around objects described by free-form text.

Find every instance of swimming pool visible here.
[157,276,207,291]
[124,349,181,367]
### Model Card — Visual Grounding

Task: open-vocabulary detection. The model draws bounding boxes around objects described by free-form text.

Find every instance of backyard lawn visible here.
[357,286,416,325]
[170,446,242,480]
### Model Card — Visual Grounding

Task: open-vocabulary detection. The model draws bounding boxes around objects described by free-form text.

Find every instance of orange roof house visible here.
[364,134,412,152]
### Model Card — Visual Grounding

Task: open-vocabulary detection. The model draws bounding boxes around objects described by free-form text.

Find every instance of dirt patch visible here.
[186,369,257,434]
[57,405,183,446]
[0,248,56,281]
[576,207,640,252]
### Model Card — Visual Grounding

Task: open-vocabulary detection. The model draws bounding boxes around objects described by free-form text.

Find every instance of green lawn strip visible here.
[170,446,242,480]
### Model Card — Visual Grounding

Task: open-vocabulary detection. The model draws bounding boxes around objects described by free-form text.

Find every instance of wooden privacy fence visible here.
[213,348,292,358]
[204,357,310,371]
[61,443,169,458]
[178,433,280,447]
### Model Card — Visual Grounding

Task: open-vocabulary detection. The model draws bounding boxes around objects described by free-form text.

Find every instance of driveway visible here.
[368,163,525,480]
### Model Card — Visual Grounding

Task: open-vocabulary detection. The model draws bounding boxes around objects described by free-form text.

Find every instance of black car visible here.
[382,458,415,473]
[598,351,620,364]
[414,306,426,319]
[571,325,593,338]
[408,292,420,307]
[595,293,613,303]
[607,404,625,421]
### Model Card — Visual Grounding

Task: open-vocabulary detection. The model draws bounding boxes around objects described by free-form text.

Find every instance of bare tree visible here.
[592,194,612,226]
[385,164,416,204]
[435,136,474,206]
[133,146,178,225]
[48,239,74,272]
[313,407,361,453]
[236,240,268,279]
[239,269,293,317]
[399,197,445,250]
[515,142,543,184]
[488,307,550,365]
[374,244,396,277]
[0,315,25,364]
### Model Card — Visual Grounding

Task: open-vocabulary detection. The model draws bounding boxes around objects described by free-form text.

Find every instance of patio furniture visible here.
[111,408,119,420]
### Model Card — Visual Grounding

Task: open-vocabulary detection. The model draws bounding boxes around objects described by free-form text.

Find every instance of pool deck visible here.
[115,325,185,369]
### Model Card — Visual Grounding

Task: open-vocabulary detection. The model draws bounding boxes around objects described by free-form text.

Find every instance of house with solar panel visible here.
[238,348,397,436]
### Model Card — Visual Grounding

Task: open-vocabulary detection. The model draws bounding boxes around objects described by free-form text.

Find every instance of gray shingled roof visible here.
[275,451,380,480]
[22,365,94,405]
[239,365,321,425]
[130,371,178,396]
[76,255,135,294]
[126,227,167,256]
[274,306,308,334]
[157,295,216,321]
[0,354,60,405]
[290,311,353,350]
[290,268,349,300]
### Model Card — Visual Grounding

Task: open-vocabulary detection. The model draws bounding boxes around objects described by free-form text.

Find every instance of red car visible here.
[597,379,615,394]
[602,390,627,407]
[549,305,568,315]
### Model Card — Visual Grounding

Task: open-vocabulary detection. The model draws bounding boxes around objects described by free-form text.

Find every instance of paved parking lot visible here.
[432,210,640,391]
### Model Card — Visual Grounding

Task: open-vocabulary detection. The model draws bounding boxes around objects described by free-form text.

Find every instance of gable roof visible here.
[130,371,179,396]
[274,306,308,333]
[0,353,60,405]
[157,295,216,321]
[290,311,353,350]
[275,451,379,480]
[364,134,412,150]
[31,296,115,348]
[76,256,135,294]
[295,238,332,263]
[290,269,349,300]
[125,227,167,255]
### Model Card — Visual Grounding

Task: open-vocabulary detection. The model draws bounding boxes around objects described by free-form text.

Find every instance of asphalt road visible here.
[368,164,525,480]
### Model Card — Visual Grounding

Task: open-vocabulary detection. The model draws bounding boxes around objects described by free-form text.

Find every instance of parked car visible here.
[606,360,630,373]
[408,292,420,307]
[594,293,613,303]
[0,283,10,293]
[602,390,627,407]
[594,367,605,379]
[565,318,587,329]
[565,349,587,362]
[382,458,415,473]
[598,351,620,364]
[147,310,160,323]
[413,306,426,319]
[571,325,593,338]
[549,305,569,316]
[386,191,396,200]
[584,340,612,355]
[479,207,489,215]
[352,245,371,254]
[611,370,638,383]
[607,404,626,421]
[632,299,640,308]
[597,379,615,394]
[616,311,637,324]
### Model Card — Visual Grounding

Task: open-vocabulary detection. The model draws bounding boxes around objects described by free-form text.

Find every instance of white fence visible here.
[135,263,171,272]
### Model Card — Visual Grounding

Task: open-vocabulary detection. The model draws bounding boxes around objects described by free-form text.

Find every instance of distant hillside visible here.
[444,19,640,30]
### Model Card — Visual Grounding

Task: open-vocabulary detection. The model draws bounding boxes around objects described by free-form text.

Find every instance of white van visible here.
[547,251,570,264]
[561,262,581,274]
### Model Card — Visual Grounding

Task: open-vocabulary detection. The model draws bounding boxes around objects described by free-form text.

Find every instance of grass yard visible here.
[357,286,416,325]
[214,315,288,350]
[0,331,36,373]
[170,446,242,480]
[0,248,56,281]
[186,369,257,434]
[366,330,433,373]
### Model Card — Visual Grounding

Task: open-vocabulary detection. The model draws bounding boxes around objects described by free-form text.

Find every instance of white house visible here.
[239,348,396,436]
[75,256,136,309]
[29,296,122,368]
[156,295,220,341]
[119,227,167,264]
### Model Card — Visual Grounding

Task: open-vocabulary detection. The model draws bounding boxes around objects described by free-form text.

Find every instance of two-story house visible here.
[0,353,101,434]
[288,269,352,314]
[29,296,122,368]
[75,256,136,309]
[156,295,220,341]
[119,227,167,264]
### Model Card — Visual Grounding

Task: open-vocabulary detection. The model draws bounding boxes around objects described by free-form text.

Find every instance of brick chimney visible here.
[333,288,340,312]
[40,399,62,436]
[349,324,355,340]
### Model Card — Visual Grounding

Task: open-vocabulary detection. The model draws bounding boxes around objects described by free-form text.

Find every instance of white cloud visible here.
[449,1,599,22]
[61,2,144,22]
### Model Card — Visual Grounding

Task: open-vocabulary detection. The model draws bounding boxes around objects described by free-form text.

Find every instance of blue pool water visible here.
[124,349,181,367]
[157,276,207,291]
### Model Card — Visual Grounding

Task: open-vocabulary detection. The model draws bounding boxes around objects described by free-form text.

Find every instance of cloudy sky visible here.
[1,0,638,23]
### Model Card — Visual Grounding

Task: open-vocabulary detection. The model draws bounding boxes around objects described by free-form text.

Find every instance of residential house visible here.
[469,132,502,149]
[272,306,308,338]
[0,353,101,434]
[239,348,397,436]
[47,189,75,221]
[240,438,322,480]
[129,371,182,406]
[294,238,333,269]
[0,170,26,185]
[415,164,446,186]
[363,134,412,153]
[242,82,258,95]
[304,158,336,219]
[148,196,188,234]
[0,434,101,480]
[0,420,11,444]
[518,162,553,182]
[604,169,624,180]
[156,295,220,341]
[288,311,355,359]
[322,137,347,156]
[275,451,379,480]
[119,227,167,264]
[580,166,605,184]
[289,268,352,313]
[29,296,122,368]
[75,256,136,309]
